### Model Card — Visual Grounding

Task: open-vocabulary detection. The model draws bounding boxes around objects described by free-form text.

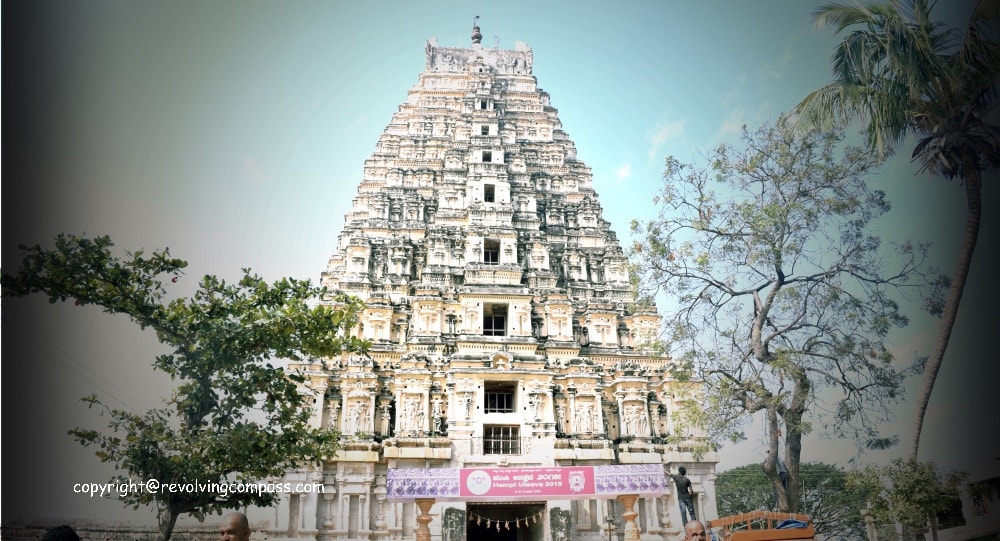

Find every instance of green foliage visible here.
[629,118,932,512]
[796,0,1000,459]
[2,234,369,540]
[716,462,866,540]
[847,458,966,532]
[796,0,1000,177]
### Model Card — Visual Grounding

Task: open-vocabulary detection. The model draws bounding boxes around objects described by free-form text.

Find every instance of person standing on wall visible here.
[669,466,697,524]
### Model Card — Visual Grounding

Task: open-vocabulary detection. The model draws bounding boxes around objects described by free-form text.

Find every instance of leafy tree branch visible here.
[2,234,369,541]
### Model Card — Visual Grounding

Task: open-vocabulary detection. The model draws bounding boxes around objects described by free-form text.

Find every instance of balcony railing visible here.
[470,436,534,456]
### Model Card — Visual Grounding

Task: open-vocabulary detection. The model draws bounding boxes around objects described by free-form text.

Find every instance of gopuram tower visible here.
[281,20,718,541]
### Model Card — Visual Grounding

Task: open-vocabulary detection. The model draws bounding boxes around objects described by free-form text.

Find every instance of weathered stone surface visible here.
[280,22,719,541]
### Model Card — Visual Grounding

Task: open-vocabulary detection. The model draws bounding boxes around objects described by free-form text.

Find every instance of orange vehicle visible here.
[707,511,817,541]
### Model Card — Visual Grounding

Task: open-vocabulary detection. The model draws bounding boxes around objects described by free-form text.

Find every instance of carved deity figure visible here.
[529,395,542,421]
[358,402,370,434]
[463,393,474,420]
[399,398,414,431]
[344,402,360,434]
[578,402,593,433]
[380,405,391,436]
[403,396,422,432]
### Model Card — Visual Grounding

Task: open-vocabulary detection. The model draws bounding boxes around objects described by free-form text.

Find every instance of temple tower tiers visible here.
[280,22,718,541]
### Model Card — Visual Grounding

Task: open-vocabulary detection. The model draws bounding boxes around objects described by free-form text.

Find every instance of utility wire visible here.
[2,314,158,413]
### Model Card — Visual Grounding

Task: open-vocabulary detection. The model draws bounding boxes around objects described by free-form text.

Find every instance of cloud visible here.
[716,109,747,139]
[647,119,687,163]
[715,101,781,142]
[722,73,748,106]
[760,46,794,82]
[615,163,632,185]
[345,114,367,134]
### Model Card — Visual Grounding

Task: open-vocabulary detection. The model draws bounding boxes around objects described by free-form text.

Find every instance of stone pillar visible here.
[341,494,350,532]
[311,380,328,429]
[649,402,661,438]
[330,399,341,433]
[617,494,640,541]
[422,389,431,433]
[657,495,671,531]
[340,394,349,433]
[600,500,614,538]
[644,497,660,535]
[641,396,650,436]
[567,389,577,433]
[366,391,377,434]
[415,498,435,541]
[374,495,388,539]
[394,389,403,433]
[287,493,301,537]
[615,393,626,435]
[321,492,336,532]
[360,493,369,533]
[594,395,605,435]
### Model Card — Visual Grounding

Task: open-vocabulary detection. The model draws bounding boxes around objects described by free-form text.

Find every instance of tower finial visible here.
[471,15,482,45]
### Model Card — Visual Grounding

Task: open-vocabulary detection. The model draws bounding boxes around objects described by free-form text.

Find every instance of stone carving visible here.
[284,24,717,539]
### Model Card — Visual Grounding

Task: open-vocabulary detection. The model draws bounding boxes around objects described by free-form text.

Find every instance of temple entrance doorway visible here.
[466,502,545,541]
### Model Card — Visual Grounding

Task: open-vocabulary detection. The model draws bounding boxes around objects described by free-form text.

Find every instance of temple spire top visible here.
[471,15,482,45]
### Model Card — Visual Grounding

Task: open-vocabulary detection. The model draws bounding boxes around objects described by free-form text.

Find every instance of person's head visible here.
[43,525,80,541]
[678,466,687,476]
[683,520,707,540]
[220,512,251,541]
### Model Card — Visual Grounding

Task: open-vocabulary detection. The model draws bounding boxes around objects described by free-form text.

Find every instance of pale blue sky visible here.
[5,0,995,524]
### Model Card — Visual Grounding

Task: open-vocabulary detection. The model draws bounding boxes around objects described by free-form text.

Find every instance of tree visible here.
[794,0,1000,459]
[1,234,368,541]
[848,458,965,541]
[715,462,866,540]
[630,119,929,513]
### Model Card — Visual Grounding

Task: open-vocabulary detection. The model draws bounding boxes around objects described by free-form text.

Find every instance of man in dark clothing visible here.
[43,526,80,541]
[669,466,697,524]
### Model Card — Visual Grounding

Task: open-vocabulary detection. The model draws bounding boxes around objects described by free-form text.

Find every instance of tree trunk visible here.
[761,405,790,512]
[782,371,810,514]
[157,507,180,541]
[910,164,982,459]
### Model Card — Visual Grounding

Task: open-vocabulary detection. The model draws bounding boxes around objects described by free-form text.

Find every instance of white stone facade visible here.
[279,23,718,541]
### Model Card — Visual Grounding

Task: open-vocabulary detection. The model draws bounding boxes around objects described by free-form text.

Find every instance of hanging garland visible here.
[468,510,544,531]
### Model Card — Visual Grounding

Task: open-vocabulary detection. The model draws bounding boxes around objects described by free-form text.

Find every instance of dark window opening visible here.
[484,382,515,412]
[481,125,490,136]
[483,302,507,335]
[484,184,495,203]
[483,425,520,454]
[467,503,544,541]
[483,315,505,336]
[482,150,493,162]
[479,99,488,109]
[484,239,500,265]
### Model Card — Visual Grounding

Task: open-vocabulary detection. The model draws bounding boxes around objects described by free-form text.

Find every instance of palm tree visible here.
[795,0,1000,459]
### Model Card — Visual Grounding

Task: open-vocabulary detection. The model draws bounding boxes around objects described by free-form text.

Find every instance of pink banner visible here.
[460,467,595,498]
[386,464,666,501]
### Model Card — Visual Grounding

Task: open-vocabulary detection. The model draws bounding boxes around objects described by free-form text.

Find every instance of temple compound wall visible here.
[275,23,718,541]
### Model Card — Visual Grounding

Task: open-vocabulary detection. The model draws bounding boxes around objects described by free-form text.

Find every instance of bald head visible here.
[684,520,707,540]
[220,512,250,541]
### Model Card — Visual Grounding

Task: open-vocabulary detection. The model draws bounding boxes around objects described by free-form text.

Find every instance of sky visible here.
[4,0,997,526]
